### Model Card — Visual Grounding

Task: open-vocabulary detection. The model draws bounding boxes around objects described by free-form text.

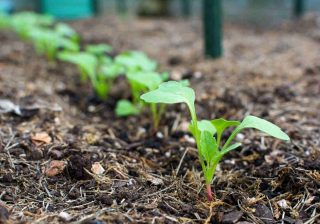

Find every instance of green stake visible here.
[294,0,304,18]
[203,0,222,58]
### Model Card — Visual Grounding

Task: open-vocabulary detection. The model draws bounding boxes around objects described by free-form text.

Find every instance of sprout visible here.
[141,81,290,201]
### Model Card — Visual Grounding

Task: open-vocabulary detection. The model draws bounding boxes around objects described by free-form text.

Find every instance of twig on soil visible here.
[175,147,189,176]
[4,130,16,169]
[141,183,175,199]
[304,209,320,224]
[70,207,114,224]
[171,113,181,132]
[164,215,179,223]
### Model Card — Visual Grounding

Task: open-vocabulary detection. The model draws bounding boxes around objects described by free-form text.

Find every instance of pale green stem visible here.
[221,129,239,151]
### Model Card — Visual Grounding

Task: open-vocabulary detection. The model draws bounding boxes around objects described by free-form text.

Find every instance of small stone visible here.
[194,71,203,79]
[156,132,164,139]
[165,151,171,157]
[236,133,245,141]
[59,211,72,221]
[179,121,190,132]
[277,199,289,209]
[88,105,95,112]
[222,210,243,223]
[184,135,195,144]
[254,204,274,224]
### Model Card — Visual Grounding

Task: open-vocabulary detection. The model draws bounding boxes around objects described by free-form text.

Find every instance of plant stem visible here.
[206,183,213,201]
[151,103,159,130]
[188,104,207,180]
[221,129,239,151]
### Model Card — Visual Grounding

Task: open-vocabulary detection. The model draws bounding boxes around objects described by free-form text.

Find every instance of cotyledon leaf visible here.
[127,71,163,90]
[140,81,195,113]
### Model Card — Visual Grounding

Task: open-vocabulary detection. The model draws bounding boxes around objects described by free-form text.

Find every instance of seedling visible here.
[85,44,113,57]
[94,60,123,99]
[58,51,98,83]
[115,51,157,72]
[55,23,79,43]
[116,71,168,129]
[58,51,122,100]
[9,12,54,40]
[115,99,140,116]
[141,81,290,201]
[30,28,79,60]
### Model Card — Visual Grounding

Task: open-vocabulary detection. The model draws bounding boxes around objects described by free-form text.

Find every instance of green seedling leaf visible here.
[59,38,79,52]
[115,51,157,72]
[116,100,140,117]
[100,63,123,79]
[221,142,242,155]
[55,23,78,41]
[58,52,97,79]
[189,120,216,138]
[180,79,190,87]
[161,72,169,81]
[198,120,216,135]
[200,131,218,164]
[10,12,54,39]
[30,28,79,59]
[127,71,163,90]
[235,115,290,141]
[211,118,240,145]
[140,81,195,115]
[93,81,109,100]
[85,44,113,56]
[211,118,240,134]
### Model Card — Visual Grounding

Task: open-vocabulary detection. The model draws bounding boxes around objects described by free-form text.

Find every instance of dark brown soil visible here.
[0,15,320,223]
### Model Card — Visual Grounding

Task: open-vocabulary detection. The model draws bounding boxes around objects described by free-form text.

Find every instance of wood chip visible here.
[45,160,66,177]
[31,132,52,146]
[91,162,105,175]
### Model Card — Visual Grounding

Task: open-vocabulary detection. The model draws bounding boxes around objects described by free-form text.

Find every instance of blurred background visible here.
[0,0,319,26]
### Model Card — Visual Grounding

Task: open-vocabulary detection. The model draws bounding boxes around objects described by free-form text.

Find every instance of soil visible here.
[0,15,320,223]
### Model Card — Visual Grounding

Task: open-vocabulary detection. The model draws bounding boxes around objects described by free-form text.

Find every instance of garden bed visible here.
[0,15,319,223]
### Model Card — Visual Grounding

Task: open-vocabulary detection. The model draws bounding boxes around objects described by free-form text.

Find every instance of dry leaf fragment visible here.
[32,132,52,146]
[91,162,105,175]
[45,160,66,177]
[142,173,164,185]
[0,99,21,115]
[277,199,289,209]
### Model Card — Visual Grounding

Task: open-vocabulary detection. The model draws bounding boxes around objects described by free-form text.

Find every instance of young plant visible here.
[85,44,113,57]
[30,28,79,60]
[141,81,290,201]
[94,59,123,100]
[115,99,140,117]
[9,12,54,40]
[115,51,157,72]
[58,51,98,83]
[58,51,122,100]
[116,71,168,129]
[55,23,79,43]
